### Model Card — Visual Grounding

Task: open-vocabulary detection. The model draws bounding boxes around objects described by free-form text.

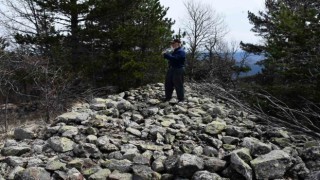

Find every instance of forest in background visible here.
[0,0,319,136]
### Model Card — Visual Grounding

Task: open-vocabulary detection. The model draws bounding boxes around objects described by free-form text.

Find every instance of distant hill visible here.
[234,52,264,77]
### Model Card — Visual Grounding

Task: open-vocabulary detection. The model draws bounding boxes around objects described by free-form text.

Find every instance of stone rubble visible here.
[0,83,319,180]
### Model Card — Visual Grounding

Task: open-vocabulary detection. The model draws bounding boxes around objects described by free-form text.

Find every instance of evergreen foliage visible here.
[4,0,173,91]
[241,0,320,104]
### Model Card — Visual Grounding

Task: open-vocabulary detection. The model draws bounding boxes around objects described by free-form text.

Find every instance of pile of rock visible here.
[0,83,319,180]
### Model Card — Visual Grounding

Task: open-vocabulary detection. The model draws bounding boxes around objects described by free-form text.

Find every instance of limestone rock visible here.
[204,157,226,173]
[1,146,31,156]
[48,136,75,152]
[192,170,222,180]
[14,127,36,140]
[250,150,292,179]
[8,166,24,180]
[242,137,272,156]
[205,121,227,135]
[88,169,111,180]
[45,160,66,171]
[177,153,204,178]
[108,170,132,180]
[132,165,161,180]
[0,83,316,180]
[101,159,132,172]
[230,153,252,180]
[14,167,51,180]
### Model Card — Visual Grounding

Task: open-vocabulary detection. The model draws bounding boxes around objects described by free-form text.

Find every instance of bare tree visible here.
[0,0,55,54]
[183,0,228,79]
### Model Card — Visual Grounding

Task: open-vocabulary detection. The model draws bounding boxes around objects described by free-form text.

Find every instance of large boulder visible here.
[192,171,222,180]
[101,159,132,172]
[1,146,31,156]
[132,165,161,180]
[242,137,272,156]
[205,121,227,135]
[230,153,252,180]
[251,150,292,179]
[14,167,51,180]
[14,127,37,140]
[177,153,204,178]
[48,136,75,152]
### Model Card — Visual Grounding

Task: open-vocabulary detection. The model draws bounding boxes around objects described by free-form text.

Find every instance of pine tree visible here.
[34,0,92,70]
[241,0,320,103]
[85,0,174,89]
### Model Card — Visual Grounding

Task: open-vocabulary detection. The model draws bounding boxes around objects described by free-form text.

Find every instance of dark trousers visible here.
[165,67,185,101]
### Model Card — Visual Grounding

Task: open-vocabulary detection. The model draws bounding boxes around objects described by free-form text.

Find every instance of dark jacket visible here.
[164,47,186,68]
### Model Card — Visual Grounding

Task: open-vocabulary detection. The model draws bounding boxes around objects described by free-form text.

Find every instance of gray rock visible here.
[120,144,138,153]
[251,150,292,179]
[193,146,204,155]
[48,136,75,152]
[242,137,271,156]
[205,121,227,135]
[83,166,102,177]
[101,159,132,172]
[221,136,240,145]
[132,113,144,122]
[161,174,174,180]
[287,156,310,179]
[146,107,159,115]
[57,112,88,122]
[164,155,179,173]
[96,136,110,147]
[177,153,204,178]
[8,166,24,180]
[108,151,123,160]
[132,165,161,180]
[45,160,66,171]
[108,170,132,180]
[86,127,99,135]
[305,171,320,180]
[301,146,320,171]
[230,153,252,180]
[67,158,84,171]
[225,125,249,138]
[204,157,226,172]
[58,126,79,138]
[14,167,51,180]
[86,135,98,144]
[203,146,219,157]
[133,154,150,165]
[90,103,106,111]
[126,127,142,137]
[66,168,84,180]
[1,146,31,156]
[4,139,18,147]
[117,100,132,111]
[5,157,26,167]
[88,169,111,180]
[192,170,222,180]
[75,143,101,159]
[150,126,166,136]
[231,148,252,163]
[14,127,36,140]
[152,156,166,172]
[165,133,175,145]
[52,170,67,180]
[26,158,43,168]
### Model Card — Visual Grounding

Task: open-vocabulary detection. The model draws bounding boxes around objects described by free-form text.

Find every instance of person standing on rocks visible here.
[163,39,186,102]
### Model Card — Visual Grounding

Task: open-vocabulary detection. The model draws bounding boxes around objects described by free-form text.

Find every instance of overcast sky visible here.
[159,0,265,44]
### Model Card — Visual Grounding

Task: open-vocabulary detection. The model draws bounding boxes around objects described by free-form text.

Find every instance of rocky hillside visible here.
[0,83,319,180]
